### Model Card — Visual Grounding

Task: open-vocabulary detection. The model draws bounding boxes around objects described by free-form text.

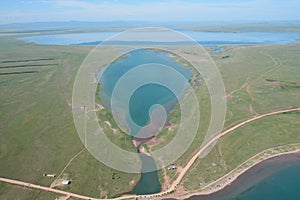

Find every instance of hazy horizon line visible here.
[1,19,300,26]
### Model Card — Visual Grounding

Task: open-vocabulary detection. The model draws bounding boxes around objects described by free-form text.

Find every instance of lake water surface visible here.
[188,153,300,200]
[99,48,191,194]
[19,31,300,46]
[21,30,300,197]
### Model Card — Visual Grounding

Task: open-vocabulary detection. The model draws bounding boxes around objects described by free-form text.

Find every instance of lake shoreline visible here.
[174,149,300,200]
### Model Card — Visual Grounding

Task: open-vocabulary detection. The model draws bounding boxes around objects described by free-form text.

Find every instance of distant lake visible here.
[19,31,300,46]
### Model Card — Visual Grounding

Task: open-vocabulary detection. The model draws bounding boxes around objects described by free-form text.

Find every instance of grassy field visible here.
[93,43,300,191]
[148,44,300,188]
[0,38,140,199]
[0,34,300,199]
[218,44,300,127]
[0,182,59,200]
[0,182,85,200]
[180,44,300,191]
[183,111,300,190]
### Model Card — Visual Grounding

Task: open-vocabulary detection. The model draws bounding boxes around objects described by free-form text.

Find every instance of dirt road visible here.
[1,107,299,200]
[166,107,300,195]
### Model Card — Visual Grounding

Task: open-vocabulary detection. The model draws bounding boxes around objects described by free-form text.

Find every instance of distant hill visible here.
[0,21,151,29]
[0,21,300,34]
[0,21,152,33]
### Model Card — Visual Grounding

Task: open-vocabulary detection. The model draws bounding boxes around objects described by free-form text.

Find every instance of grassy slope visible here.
[149,44,300,188]
[0,38,139,199]
[183,111,300,190]
[92,44,300,189]
[1,36,300,198]
[182,44,300,190]
[219,45,300,128]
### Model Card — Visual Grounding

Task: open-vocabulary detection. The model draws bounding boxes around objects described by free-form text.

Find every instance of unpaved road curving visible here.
[1,107,300,200]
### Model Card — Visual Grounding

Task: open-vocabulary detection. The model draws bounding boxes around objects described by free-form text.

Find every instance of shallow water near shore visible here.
[187,153,300,200]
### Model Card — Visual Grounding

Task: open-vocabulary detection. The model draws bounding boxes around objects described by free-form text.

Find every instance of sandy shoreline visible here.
[174,144,300,200]
[131,108,300,200]
[1,109,299,200]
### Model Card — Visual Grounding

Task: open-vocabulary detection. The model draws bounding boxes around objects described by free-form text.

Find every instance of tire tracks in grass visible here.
[50,148,85,188]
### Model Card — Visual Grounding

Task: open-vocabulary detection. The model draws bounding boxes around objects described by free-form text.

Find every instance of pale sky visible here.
[0,0,299,24]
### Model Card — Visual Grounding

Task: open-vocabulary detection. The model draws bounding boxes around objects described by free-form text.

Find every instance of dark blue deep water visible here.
[188,153,300,200]
[132,154,162,195]
[20,30,300,197]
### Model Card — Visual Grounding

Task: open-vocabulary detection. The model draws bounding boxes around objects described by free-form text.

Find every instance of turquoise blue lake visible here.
[99,48,191,194]
[100,48,191,136]
[21,30,300,197]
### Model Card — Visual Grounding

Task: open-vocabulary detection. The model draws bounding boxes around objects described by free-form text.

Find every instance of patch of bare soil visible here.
[161,167,170,191]
[57,195,70,200]
[130,179,135,186]
[50,178,64,188]
[104,120,118,134]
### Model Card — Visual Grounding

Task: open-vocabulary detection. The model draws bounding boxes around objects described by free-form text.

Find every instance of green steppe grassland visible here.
[0,34,300,199]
